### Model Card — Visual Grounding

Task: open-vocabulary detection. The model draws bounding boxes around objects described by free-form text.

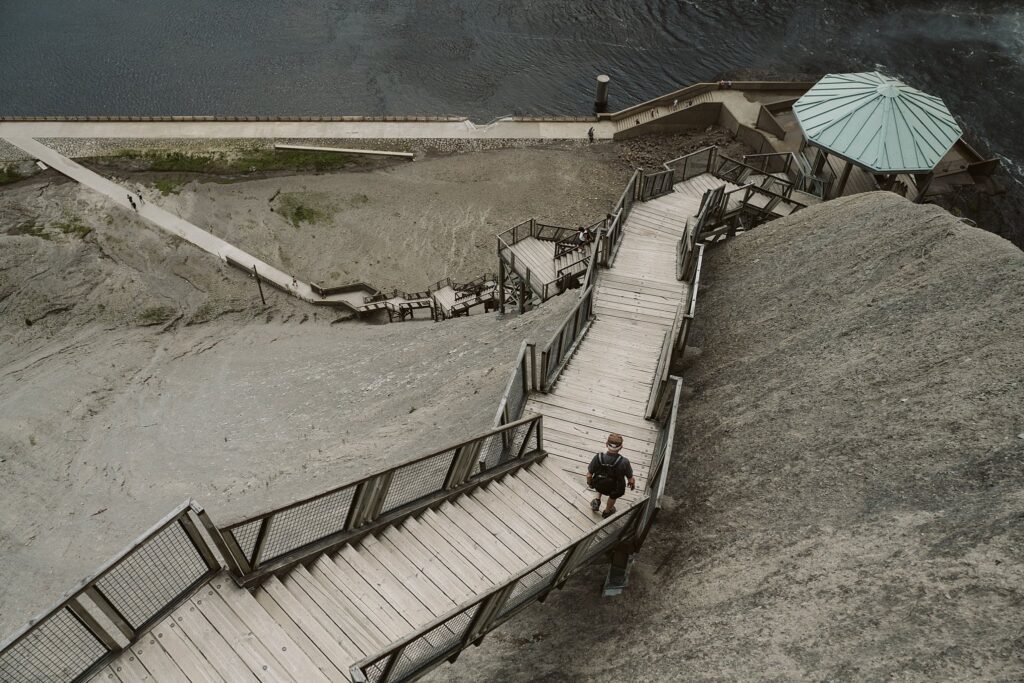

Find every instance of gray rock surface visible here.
[437,192,1024,682]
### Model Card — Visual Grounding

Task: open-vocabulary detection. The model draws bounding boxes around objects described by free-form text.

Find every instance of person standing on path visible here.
[136,191,144,206]
[587,126,595,143]
[587,433,635,518]
[127,194,137,211]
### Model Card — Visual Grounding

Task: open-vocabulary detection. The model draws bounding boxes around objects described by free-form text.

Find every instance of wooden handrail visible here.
[220,414,540,530]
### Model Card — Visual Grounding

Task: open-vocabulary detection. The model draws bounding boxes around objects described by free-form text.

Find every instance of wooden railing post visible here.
[377,646,405,683]
[346,472,391,530]
[68,595,124,651]
[540,350,550,392]
[178,514,221,572]
[249,517,274,569]
[197,509,251,577]
[549,536,593,592]
[444,441,481,489]
[528,342,537,391]
[83,586,135,642]
[460,583,516,650]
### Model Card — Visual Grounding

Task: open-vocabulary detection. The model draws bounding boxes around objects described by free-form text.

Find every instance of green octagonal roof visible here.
[793,72,963,174]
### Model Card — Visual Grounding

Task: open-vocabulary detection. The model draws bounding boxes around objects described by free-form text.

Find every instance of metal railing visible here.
[579,223,606,291]
[599,208,623,267]
[745,151,834,198]
[664,145,717,182]
[0,501,221,683]
[645,303,687,419]
[643,376,683,530]
[639,168,675,201]
[604,170,641,266]
[350,503,646,683]
[800,146,837,198]
[493,341,535,428]
[217,416,543,584]
[351,372,686,683]
[538,286,595,392]
[532,222,577,243]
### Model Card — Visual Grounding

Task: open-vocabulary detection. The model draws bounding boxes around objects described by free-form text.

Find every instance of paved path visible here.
[0,119,615,140]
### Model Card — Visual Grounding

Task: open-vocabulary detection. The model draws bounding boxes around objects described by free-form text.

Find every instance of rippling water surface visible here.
[0,1,1021,171]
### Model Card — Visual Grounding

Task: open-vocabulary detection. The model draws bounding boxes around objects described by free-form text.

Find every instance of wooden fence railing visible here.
[538,286,595,392]
[639,168,675,201]
[217,415,544,585]
[604,170,641,266]
[350,502,645,683]
[350,373,685,683]
[493,341,535,427]
[664,145,718,182]
[0,501,222,683]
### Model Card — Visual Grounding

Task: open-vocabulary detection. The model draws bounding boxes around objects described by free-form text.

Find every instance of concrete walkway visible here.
[4,136,327,305]
[0,119,615,140]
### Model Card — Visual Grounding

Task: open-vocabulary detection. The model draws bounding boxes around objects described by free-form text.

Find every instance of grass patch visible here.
[234,148,361,172]
[52,217,92,239]
[137,305,176,326]
[7,220,51,240]
[189,301,217,325]
[152,178,186,195]
[0,165,25,186]
[107,147,365,175]
[277,192,331,228]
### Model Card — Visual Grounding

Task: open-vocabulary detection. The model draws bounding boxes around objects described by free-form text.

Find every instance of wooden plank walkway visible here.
[83,172,715,683]
[528,176,710,499]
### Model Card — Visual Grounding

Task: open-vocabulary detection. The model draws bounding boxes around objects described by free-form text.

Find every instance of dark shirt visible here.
[588,451,633,482]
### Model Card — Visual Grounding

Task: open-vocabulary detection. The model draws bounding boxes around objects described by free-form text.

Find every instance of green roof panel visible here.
[793,72,963,174]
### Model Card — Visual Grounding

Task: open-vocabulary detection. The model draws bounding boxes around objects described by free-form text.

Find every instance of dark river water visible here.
[0,1,1021,178]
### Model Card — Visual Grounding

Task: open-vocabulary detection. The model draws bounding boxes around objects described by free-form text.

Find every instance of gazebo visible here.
[793,72,963,201]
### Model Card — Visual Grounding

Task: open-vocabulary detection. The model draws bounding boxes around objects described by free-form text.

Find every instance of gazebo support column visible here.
[812,148,828,176]
[913,172,934,204]
[832,161,854,199]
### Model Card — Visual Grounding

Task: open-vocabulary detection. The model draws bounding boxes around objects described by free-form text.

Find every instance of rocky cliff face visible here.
[440,192,1024,681]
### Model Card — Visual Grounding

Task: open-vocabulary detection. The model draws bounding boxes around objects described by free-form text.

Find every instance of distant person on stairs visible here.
[576,225,591,245]
[588,433,635,518]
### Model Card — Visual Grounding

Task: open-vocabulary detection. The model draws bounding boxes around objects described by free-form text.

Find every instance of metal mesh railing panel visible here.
[581,513,634,563]
[506,422,531,462]
[380,450,456,514]
[259,485,357,562]
[384,604,480,682]
[227,519,261,561]
[361,652,396,683]
[506,361,526,422]
[95,520,208,629]
[0,608,107,683]
[478,421,532,472]
[497,549,568,618]
[476,431,509,472]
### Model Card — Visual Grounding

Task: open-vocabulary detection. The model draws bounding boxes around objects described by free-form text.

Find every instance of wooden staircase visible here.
[83,459,604,683]
[7,167,744,683]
